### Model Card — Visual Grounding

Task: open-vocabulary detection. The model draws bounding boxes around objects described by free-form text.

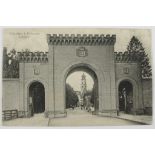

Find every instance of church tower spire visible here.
[81,73,87,97]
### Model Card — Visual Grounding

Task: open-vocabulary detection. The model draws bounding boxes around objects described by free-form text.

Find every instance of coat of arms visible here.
[76,47,88,57]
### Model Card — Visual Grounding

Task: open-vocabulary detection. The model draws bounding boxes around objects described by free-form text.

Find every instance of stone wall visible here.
[142,79,152,115]
[2,79,20,111]
[48,44,117,117]
[115,62,143,114]
[19,62,49,117]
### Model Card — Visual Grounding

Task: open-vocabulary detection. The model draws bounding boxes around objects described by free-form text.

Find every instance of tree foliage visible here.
[3,47,19,78]
[127,36,152,78]
[66,84,79,108]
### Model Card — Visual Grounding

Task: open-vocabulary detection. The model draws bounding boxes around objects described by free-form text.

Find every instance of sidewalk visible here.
[2,113,49,127]
[117,112,152,125]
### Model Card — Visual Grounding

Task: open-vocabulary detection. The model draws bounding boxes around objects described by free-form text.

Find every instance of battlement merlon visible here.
[114,51,145,63]
[46,34,116,46]
[17,51,48,63]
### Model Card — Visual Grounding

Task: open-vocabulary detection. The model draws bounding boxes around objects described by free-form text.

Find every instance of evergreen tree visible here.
[127,36,152,78]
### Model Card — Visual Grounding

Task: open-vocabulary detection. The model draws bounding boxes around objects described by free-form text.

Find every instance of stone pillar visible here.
[19,62,26,117]
[46,35,55,118]
[136,63,144,114]
[98,45,117,117]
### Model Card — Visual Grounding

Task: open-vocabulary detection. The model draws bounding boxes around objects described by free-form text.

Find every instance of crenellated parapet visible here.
[114,51,145,63]
[47,34,116,46]
[17,51,48,63]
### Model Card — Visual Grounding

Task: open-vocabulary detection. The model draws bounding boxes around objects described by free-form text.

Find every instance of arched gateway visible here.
[28,81,45,116]
[64,63,99,113]
[13,34,144,118]
[119,80,133,113]
[45,34,118,117]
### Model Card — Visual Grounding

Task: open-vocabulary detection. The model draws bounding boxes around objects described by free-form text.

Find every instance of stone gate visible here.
[2,34,152,118]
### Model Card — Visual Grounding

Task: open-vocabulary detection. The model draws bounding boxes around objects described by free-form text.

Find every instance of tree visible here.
[3,48,19,78]
[66,84,78,108]
[127,36,152,78]
[3,47,9,77]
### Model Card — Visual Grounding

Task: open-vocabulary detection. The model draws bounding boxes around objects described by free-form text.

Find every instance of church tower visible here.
[81,73,87,97]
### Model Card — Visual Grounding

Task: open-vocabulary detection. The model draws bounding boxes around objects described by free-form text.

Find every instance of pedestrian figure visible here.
[90,104,95,115]
[81,102,84,110]
[29,96,34,117]
[122,88,127,112]
[126,99,133,113]
[71,104,74,110]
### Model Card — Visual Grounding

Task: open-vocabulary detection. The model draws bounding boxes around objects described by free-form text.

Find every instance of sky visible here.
[66,71,94,91]
[3,28,151,60]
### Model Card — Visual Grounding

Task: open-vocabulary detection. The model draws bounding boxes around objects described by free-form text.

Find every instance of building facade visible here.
[2,34,152,119]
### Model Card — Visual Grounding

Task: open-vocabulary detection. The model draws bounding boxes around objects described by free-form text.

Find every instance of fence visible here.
[2,109,18,121]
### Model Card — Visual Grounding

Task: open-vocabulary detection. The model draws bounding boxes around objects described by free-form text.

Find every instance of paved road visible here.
[48,108,141,126]
[3,108,142,127]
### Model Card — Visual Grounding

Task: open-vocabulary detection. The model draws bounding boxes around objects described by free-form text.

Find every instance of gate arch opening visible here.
[65,64,99,114]
[118,80,133,114]
[29,81,45,116]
